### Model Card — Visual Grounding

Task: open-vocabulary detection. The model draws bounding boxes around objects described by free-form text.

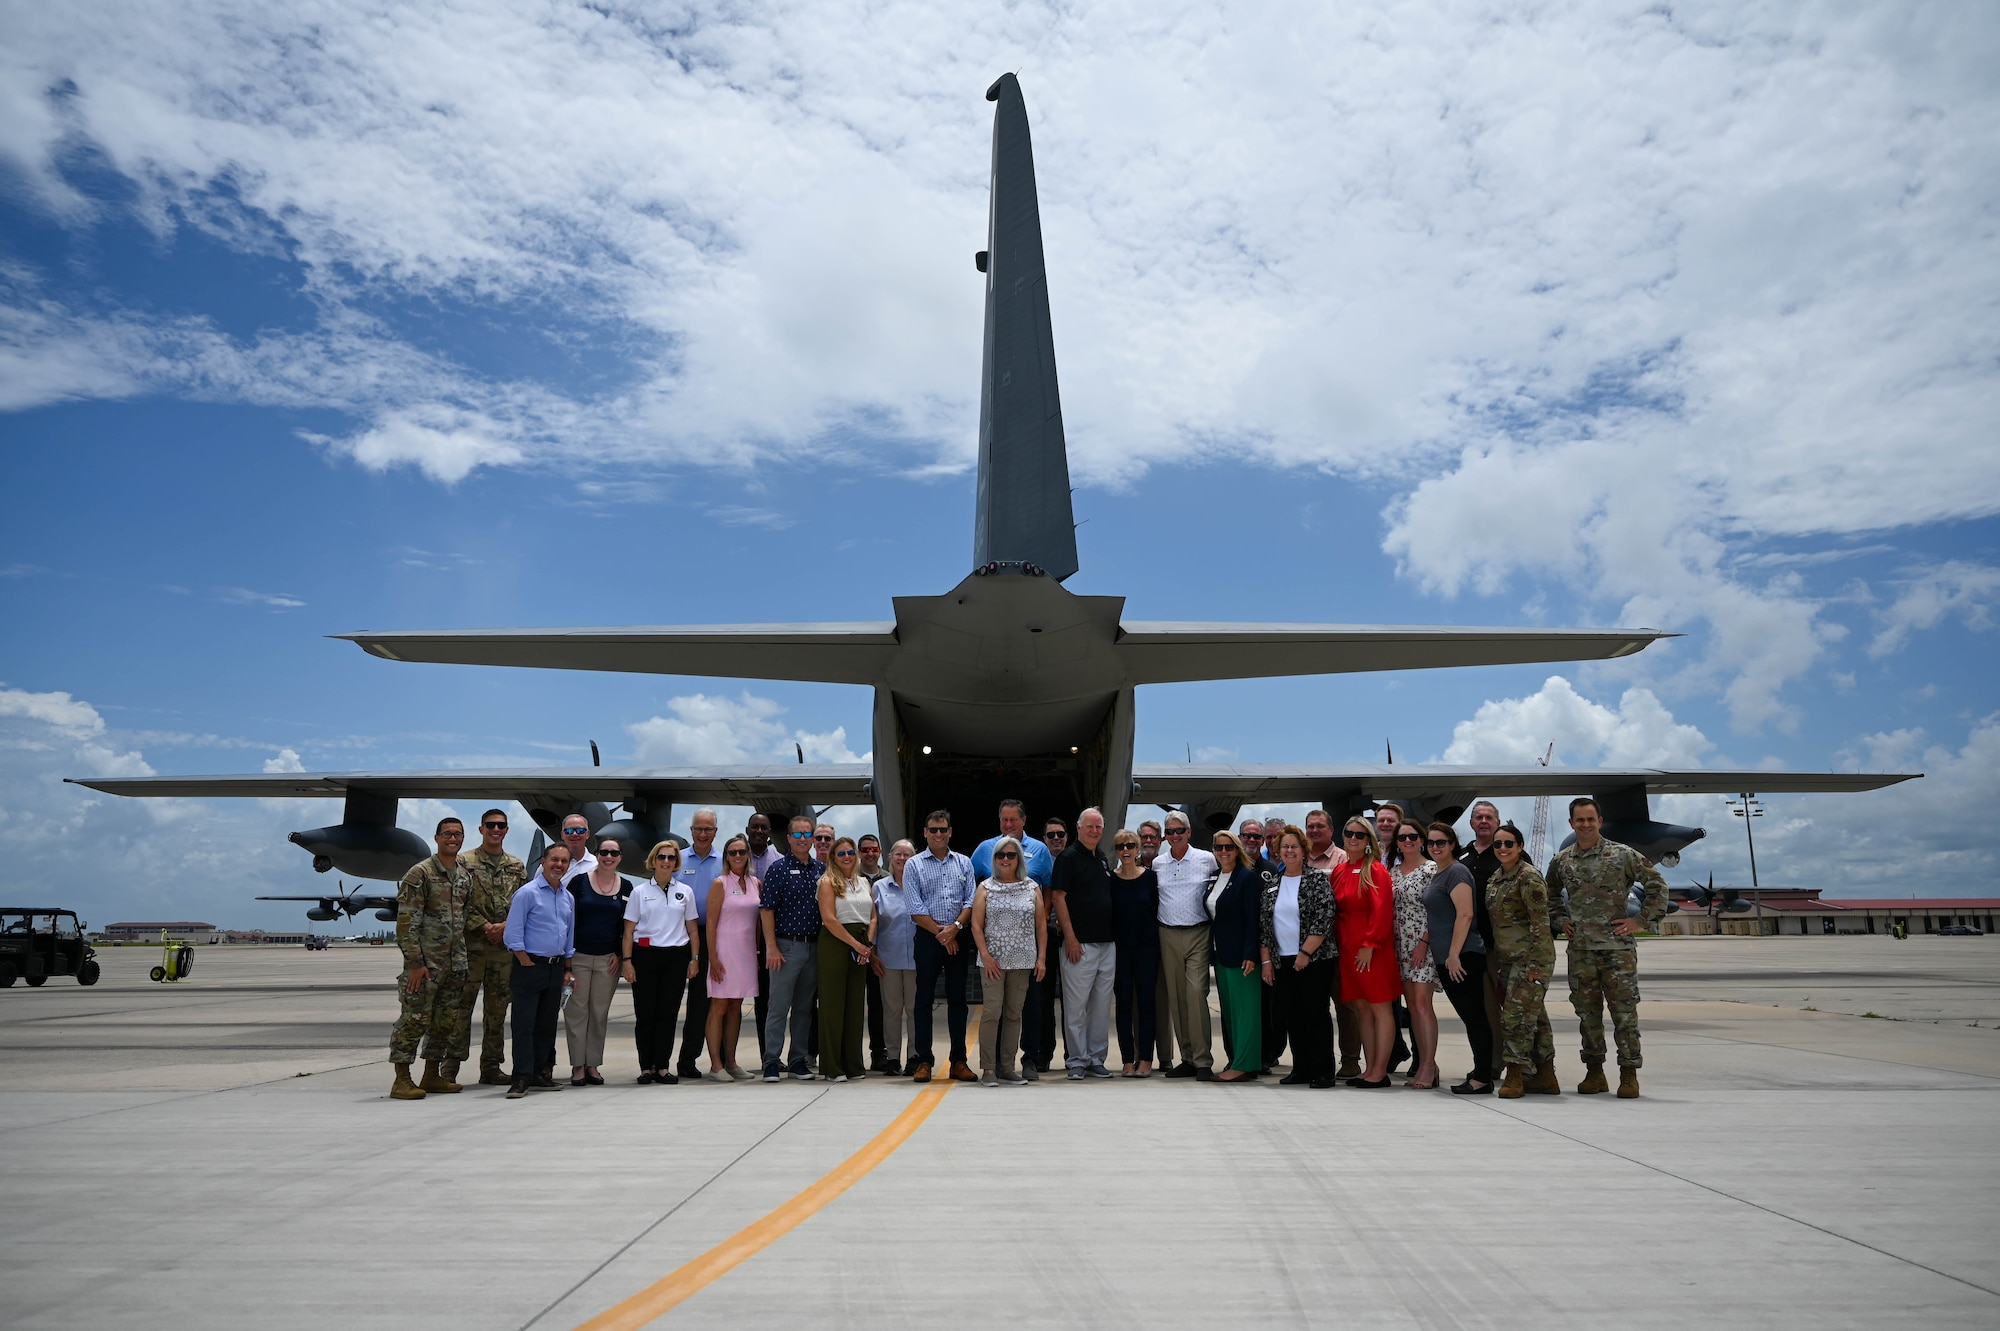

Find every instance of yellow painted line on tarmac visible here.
[575,1082,954,1329]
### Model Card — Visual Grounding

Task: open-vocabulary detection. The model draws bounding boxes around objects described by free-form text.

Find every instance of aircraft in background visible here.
[256,881,397,924]
[70,75,1918,900]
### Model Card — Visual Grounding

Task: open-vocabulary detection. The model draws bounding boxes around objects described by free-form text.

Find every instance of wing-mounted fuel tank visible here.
[1556,785,1706,867]
[289,791,429,880]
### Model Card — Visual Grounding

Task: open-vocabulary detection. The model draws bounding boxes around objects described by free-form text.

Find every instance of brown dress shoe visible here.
[390,1063,426,1100]
[1525,1065,1562,1095]
[1496,1066,1524,1099]
[1618,1068,1640,1098]
[911,1062,933,1083]
[949,1061,979,1083]
[1576,1063,1609,1095]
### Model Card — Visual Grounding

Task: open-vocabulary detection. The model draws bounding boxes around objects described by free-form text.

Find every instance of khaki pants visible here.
[977,968,1033,1075]
[564,953,619,1067]
[1158,923,1214,1070]
[877,968,916,1069]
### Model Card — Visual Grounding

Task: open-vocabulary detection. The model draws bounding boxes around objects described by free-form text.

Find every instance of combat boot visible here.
[390,1063,426,1100]
[1496,1067,1525,1099]
[420,1059,462,1094]
[1617,1068,1640,1099]
[1525,1064,1562,1095]
[477,1066,509,1086]
[1577,1062,1610,1095]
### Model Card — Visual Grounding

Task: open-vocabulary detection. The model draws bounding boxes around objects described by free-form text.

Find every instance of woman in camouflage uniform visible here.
[1486,823,1559,1099]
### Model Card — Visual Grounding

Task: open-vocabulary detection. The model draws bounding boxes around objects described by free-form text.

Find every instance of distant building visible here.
[103,921,221,943]
[222,930,312,944]
[1657,887,1997,937]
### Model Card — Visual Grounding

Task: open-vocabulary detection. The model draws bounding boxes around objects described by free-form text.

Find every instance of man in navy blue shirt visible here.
[759,815,823,1081]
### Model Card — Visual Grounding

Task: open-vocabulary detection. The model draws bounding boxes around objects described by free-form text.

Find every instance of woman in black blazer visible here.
[1208,829,1264,1081]
[1260,824,1338,1088]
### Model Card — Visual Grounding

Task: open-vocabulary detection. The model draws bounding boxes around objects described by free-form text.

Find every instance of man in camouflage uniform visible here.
[1547,796,1669,1098]
[453,807,526,1086]
[389,816,473,1100]
[1486,823,1558,1099]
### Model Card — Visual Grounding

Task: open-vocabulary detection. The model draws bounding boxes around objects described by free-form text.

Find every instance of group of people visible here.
[384,794,1669,1103]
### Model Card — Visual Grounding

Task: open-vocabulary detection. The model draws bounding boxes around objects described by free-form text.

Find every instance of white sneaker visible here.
[832,1074,848,1083]
[704,1070,732,1084]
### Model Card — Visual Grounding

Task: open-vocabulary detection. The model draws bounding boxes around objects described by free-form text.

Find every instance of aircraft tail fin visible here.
[974,73,1079,582]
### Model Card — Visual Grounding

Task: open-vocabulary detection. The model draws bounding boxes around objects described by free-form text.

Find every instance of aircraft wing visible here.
[334,624,899,684]
[1115,624,1671,684]
[68,764,875,805]
[1129,763,1919,804]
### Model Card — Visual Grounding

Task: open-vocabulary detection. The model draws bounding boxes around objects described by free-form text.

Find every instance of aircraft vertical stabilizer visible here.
[974,73,1079,582]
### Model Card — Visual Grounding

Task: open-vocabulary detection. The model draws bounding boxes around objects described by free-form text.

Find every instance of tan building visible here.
[1656,888,1997,937]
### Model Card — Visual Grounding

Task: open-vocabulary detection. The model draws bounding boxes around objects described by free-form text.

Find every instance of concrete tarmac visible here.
[2,937,1996,1327]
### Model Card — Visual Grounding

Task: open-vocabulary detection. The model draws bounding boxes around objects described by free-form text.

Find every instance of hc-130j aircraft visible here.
[70,75,1916,891]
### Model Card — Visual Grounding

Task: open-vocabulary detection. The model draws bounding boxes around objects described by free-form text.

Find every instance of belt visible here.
[1160,921,1207,929]
[633,937,686,949]
[518,953,566,965]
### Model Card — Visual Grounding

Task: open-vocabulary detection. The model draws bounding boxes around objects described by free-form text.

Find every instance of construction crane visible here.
[1528,741,1555,865]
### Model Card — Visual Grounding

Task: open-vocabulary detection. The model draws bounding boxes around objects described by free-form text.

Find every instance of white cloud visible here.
[261,747,305,774]
[626,690,866,766]
[1440,676,1713,770]
[217,587,306,609]
[315,405,525,485]
[1868,560,2000,657]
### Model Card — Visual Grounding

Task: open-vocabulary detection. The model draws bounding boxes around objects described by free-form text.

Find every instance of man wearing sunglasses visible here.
[454,808,527,1085]
[558,814,597,881]
[1545,797,1668,1098]
[1035,816,1071,1071]
[1155,812,1218,1080]
[907,811,980,1083]
[759,815,824,1082]
[672,809,723,1082]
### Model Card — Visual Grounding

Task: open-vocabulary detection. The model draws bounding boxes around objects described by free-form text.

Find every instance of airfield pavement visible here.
[2,935,1996,1329]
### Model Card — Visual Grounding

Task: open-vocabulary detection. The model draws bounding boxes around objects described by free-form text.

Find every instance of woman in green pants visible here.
[815,838,877,1081]
[1208,829,1265,1081]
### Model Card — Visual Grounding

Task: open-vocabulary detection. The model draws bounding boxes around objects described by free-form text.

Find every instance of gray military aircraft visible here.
[70,75,1917,886]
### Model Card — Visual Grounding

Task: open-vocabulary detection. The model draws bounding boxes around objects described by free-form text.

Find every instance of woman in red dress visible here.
[1332,816,1399,1087]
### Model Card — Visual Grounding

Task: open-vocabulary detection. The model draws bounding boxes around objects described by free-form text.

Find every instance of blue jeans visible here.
[762,937,817,1075]
[912,929,972,1067]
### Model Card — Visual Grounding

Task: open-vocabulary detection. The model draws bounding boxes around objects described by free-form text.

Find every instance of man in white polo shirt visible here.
[1155,810,1219,1080]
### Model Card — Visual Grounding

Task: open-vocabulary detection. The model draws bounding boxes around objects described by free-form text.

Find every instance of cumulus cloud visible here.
[1868,560,2000,657]
[2,1,1997,715]
[626,691,866,766]
[1440,676,1713,770]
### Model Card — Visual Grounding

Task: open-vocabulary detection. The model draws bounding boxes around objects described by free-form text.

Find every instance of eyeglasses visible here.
[1494,839,1521,850]
[598,849,622,857]
[835,849,856,859]
[562,828,589,836]
[925,826,951,835]
[726,847,748,857]
[1045,831,1067,840]
[1343,830,1370,840]
[438,829,464,837]
[1241,832,1263,841]
[789,831,812,839]
[993,851,1019,860]
[813,834,833,842]
[481,821,507,830]
[1396,831,1423,842]
[1425,837,1451,848]
[1164,826,1189,836]
[653,852,676,861]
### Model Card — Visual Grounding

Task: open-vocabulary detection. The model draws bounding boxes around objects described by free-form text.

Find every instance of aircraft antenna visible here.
[589,740,600,767]
[796,742,805,765]
[1529,741,1555,866]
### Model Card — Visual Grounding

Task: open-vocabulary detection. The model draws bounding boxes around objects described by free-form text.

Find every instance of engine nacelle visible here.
[306,906,340,922]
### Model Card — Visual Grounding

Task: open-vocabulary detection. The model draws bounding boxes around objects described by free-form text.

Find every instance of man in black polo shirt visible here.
[1053,808,1117,1079]
[758,815,822,1082]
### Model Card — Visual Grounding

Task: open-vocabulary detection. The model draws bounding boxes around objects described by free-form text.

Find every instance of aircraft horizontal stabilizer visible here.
[1116,624,1673,684]
[335,625,898,684]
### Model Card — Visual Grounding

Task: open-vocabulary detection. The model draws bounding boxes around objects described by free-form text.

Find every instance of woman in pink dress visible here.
[703,834,762,1081]
[1332,817,1399,1088]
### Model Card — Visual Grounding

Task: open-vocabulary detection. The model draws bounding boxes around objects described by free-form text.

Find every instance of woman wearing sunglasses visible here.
[815,836,877,1082]
[971,836,1048,1086]
[1108,829,1160,1077]
[1332,818,1399,1087]
[1207,829,1264,1082]
[1259,825,1337,1088]
[565,837,633,1086]
[1421,823,1494,1094]
[621,841,702,1084]
[1388,823,1440,1089]
[1487,821,1558,1098]
[702,835,761,1081]
[871,839,919,1075]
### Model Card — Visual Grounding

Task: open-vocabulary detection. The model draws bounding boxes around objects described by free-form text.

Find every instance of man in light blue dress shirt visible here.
[907,811,979,1082]
[673,809,723,1079]
[504,843,577,1098]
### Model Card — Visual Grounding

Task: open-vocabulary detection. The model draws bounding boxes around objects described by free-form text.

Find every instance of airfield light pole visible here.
[1727,794,1766,935]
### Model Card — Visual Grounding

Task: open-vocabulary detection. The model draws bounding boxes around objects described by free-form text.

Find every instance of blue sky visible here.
[3,1,1997,930]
